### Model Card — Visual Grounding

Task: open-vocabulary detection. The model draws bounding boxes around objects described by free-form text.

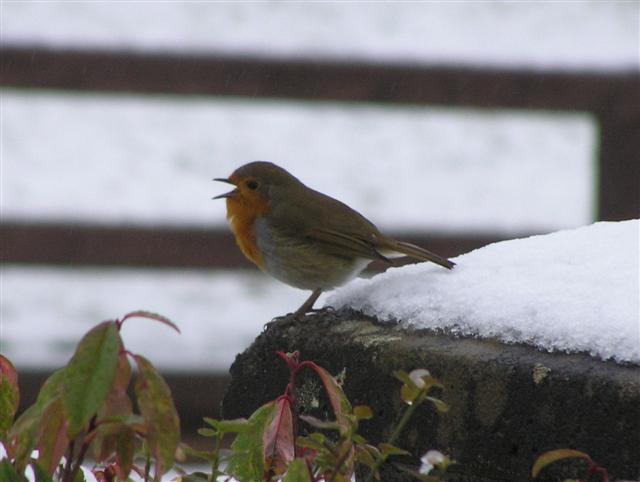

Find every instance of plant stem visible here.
[144,449,151,482]
[62,440,75,482]
[327,445,352,482]
[209,432,223,482]
[286,358,300,458]
[68,438,91,482]
[363,393,425,482]
[387,396,422,446]
[67,417,96,482]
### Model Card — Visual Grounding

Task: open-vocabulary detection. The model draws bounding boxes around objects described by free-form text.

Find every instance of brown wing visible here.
[267,184,389,261]
[267,182,453,269]
[373,235,455,269]
[307,227,390,262]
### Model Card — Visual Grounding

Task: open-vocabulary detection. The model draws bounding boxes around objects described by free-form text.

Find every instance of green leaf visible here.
[8,368,65,472]
[226,401,275,482]
[426,397,449,414]
[0,377,19,442]
[30,462,54,482]
[62,321,121,437]
[114,425,136,480]
[16,368,66,432]
[353,405,373,421]
[36,398,69,476]
[393,370,412,385]
[120,311,181,334]
[296,434,326,453]
[400,383,420,405]
[203,417,251,434]
[0,355,19,441]
[175,473,210,482]
[93,352,134,464]
[197,428,217,437]
[356,445,377,470]
[283,458,311,482]
[102,351,133,415]
[378,443,410,458]
[73,468,86,482]
[299,414,340,431]
[299,432,327,447]
[134,355,180,481]
[532,449,591,477]
[0,459,20,482]
[180,445,216,463]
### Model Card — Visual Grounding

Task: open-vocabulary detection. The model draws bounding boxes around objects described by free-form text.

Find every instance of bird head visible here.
[213,161,299,216]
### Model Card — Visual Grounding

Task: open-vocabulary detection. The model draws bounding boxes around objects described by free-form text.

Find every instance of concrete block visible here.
[222,309,640,481]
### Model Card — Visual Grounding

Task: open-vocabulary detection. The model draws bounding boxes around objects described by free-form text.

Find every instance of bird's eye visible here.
[246,180,259,190]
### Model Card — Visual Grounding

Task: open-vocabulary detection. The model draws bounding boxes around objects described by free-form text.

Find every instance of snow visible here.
[328,220,640,364]
[2,2,638,71]
[1,91,595,233]
[0,267,319,371]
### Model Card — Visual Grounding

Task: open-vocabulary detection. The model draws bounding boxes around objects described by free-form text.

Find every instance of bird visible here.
[214,161,455,318]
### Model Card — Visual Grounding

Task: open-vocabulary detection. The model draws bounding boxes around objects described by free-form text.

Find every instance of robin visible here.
[214,161,455,318]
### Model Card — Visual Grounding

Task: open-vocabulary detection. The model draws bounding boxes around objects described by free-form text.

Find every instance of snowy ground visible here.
[2,2,638,71]
[330,220,640,364]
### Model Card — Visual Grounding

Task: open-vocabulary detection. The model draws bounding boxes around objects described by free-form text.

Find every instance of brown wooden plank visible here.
[1,45,637,111]
[0,222,250,269]
[596,91,640,221]
[0,222,511,268]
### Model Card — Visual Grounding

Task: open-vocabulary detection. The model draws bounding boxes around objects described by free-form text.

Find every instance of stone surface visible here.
[221,308,640,481]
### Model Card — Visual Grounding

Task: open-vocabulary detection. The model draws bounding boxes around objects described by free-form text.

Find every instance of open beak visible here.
[212,178,238,199]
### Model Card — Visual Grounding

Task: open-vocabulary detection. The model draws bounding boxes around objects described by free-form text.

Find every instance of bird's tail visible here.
[375,236,456,270]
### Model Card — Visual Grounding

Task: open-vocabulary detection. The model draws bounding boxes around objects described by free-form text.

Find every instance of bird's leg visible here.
[293,288,323,319]
[265,289,324,329]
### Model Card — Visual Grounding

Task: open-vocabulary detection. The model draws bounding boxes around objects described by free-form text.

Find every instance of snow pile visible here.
[328,220,640,363]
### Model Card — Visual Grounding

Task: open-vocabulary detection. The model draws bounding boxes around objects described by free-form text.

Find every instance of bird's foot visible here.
[262,293,331,331]
[263,312,300,330]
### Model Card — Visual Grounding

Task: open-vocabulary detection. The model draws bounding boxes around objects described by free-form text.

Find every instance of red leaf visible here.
[0,355,18,386]
[276,351,300,373]
[134,355,180,480]
[0,355,19,439]
[120,311,181,334]
[263,397,295,474]
[304,363,352,432]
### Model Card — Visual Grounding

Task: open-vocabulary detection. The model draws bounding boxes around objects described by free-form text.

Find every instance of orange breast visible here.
[226,196,268,269]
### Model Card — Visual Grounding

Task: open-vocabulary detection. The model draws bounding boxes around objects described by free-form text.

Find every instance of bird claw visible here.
[263,313,299,330]
[262,305,335,332]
